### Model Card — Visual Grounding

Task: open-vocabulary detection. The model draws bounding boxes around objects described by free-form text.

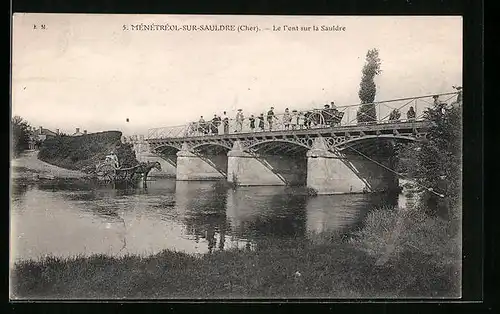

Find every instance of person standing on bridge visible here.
[452,86,462,105]
[298,111,306,129]
[211,114,220,135]
[433,95,442,106]
[258,113,265,131]
[235,109,244,132]
[249,114,256,132]
[267,107,278,131]
[323,104,331,127]
[389,109,401,122]
[450,86,462,109]
[433,95,447,115]
[216,114,222,133]
[304,111,312,129]
[283,108,291,130]
[330,102,339,124]
[222,111,229,134]
[290,110,298,130]
[198,116,207,135]
[406,106,416,122]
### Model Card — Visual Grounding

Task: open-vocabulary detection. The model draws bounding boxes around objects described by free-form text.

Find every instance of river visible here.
[10,176,410,262]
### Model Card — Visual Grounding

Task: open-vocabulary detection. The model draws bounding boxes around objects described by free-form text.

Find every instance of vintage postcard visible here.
[10,14,463,299]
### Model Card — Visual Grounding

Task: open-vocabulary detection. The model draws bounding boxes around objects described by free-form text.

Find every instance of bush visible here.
[11,116,31,157]
[38,131,138,171]
[398,99,462,220]
[355,207,460,260]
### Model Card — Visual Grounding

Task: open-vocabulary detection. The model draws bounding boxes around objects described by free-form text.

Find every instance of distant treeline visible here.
[38,131,138,171]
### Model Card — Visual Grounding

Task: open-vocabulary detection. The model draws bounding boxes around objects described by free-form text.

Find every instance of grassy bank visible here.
[38,131,137,172]
[10,207,461,299]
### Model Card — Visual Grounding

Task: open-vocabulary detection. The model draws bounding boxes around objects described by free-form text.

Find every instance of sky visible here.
[12,14,462,136]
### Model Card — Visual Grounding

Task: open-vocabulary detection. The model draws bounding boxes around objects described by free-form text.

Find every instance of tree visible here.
[357,49,382,123]
[116,141,138,168]
[398,96,462,220]
[11,116,31,157]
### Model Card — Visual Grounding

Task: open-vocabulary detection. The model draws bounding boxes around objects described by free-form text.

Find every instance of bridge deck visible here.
[147,120,429,143]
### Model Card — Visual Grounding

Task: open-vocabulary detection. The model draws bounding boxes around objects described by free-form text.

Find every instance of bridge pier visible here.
[227,141,307,186]
[227,141,284,186]
[176,144,225,181]
[307,138,366,194]
[306,137,398,194]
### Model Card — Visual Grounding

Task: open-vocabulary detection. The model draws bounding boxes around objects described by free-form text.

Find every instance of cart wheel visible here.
[309,111,325,127]
[97,164,116,182]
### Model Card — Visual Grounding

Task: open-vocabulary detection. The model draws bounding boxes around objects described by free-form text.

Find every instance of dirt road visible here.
[11,151,87,179]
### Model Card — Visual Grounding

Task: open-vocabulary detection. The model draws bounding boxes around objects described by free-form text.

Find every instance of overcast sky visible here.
[12,14,462,136]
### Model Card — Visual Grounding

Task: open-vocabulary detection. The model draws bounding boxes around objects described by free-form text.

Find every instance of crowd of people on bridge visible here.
[191,101,344,136]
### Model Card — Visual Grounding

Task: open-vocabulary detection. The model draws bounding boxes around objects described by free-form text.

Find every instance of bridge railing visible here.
[146,91,461,139]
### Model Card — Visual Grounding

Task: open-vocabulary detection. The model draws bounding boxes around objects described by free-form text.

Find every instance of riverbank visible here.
[10,207,461,299]
[11,151,88,180]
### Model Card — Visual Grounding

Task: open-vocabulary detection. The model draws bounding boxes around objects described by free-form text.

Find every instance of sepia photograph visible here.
[10,14,463,299]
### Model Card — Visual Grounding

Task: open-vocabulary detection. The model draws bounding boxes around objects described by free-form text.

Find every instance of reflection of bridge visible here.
[128,92,460,194]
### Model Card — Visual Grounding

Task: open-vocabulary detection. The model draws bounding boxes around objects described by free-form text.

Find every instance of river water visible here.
[10,177,409,262]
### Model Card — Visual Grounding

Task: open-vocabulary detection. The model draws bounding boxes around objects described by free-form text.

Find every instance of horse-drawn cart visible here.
[305,108,344,128]
[94,159,162,184]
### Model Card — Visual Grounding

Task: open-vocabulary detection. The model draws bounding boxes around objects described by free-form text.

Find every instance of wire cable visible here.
[341,144,446,198]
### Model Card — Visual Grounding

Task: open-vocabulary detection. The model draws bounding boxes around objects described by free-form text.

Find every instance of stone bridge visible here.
[126,92,460,194]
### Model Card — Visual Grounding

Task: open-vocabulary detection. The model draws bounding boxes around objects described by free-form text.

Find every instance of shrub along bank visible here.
[37,131,138,171]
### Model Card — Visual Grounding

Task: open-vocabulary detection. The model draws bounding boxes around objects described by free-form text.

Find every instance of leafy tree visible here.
[357,49,382,123]
[11,116,31,157]
[398,96,462,220]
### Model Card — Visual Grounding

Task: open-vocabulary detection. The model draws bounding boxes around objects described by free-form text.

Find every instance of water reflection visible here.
[306,194,369,235]
[175,181,230,253]
[10,178,402,260]
[226,186,307,240]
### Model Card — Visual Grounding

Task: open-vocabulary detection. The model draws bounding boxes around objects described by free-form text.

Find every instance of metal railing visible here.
[146,91,461,140]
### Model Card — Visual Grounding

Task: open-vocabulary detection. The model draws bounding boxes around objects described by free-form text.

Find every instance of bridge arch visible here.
[191,142,233,151]
[152,144,182,155]
[246,139,311,155]
[335,134,424,151]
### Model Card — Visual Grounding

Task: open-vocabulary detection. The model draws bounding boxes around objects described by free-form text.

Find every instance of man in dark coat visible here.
[267,107,277,131]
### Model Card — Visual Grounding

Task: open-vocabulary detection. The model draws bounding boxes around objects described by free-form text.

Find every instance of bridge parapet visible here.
[147,120,430,157]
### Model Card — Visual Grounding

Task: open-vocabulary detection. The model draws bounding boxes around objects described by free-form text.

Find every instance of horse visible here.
[113,161,162,185]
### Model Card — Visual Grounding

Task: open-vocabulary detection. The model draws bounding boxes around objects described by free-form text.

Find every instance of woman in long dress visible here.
[298,112,306,129]
[290,110,298,130]
[258,113,265,131]
[249,114,256,132]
